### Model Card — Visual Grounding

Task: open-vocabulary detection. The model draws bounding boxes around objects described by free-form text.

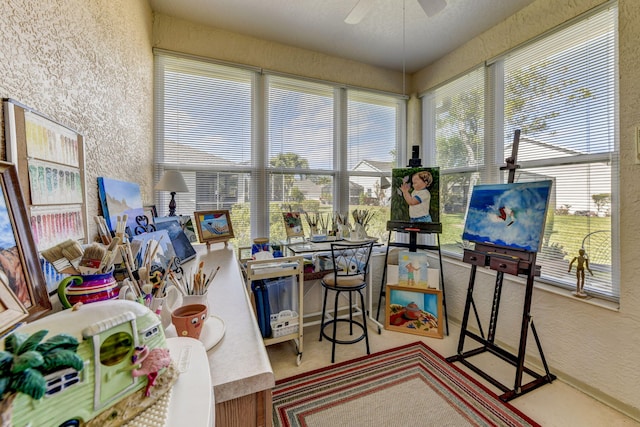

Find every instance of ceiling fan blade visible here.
[344,0,374,25]
[417,0,447,17]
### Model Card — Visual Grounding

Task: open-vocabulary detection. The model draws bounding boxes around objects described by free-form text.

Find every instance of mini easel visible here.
[445,130,556,401]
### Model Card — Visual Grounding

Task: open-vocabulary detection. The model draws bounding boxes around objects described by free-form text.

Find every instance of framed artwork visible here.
[4,99,88,294]
[282,212,305,239]
[97,177,145,234]
[462,180,553,253]
[194,210,234,246]
[385,285,443,338]
[144,205,158,219]
[0,272,29,335]
[0,161,51,323]
[154,217,197,263]
[390,167,440,224]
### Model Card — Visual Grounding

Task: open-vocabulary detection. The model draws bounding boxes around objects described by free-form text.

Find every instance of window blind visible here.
[154,53,254,242]
[423,3,618,300]
[154,51,404,247]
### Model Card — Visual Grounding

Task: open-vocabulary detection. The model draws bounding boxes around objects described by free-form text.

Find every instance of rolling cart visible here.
[246,256,304,365]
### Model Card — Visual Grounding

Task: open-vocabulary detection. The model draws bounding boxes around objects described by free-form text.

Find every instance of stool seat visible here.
[318,241,374,363]
[321,273,365,288]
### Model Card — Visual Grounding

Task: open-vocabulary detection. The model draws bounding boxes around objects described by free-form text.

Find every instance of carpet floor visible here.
[272,341,540,427]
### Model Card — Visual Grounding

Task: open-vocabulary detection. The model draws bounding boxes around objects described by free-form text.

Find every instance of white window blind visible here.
[154,52,404,247]
[347,90,403,238]
[154,53,254,242]
[424,4,618,300]
[502,5,618,299]
[425,66,485,251]
[266,75,335,241]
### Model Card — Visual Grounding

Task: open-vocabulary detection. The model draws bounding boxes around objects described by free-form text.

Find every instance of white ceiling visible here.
[148,0,537,73]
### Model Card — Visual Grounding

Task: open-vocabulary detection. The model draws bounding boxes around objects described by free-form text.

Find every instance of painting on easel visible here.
[390,167,440,224]
[462,180,553,252]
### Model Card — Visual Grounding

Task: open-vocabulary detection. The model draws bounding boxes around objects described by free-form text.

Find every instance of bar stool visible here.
[319,241,374,363]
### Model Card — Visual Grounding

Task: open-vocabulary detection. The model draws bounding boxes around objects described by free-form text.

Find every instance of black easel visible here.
[376,146,449,335]
[445,130,555,401]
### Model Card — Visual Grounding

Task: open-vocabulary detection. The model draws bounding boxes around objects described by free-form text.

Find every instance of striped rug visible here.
[272,342,539,427]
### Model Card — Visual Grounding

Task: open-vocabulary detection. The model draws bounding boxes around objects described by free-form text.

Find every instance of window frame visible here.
[154,51,405,247]
[421,3,619,301]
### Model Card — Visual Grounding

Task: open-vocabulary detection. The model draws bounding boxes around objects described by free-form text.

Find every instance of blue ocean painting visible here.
[462,181,552,252]
[97,177,145,233]
[200,213,229,238]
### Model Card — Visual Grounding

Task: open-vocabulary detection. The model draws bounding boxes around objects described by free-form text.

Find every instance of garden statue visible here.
[568,248,593,298]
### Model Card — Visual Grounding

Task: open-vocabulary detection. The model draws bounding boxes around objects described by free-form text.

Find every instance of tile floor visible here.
[266,318,640,427]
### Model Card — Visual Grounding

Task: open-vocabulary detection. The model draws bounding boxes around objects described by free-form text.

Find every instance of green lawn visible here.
[439,212,611,264]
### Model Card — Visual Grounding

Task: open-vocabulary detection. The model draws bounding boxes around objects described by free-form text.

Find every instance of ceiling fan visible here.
[345,0,447,24]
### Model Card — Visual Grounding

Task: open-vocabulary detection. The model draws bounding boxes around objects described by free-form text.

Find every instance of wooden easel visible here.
[376,148,449,335]
[445,130,556,401]
[377,221,448,335]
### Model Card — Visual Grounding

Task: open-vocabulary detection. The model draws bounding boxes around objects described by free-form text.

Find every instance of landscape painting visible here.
[462,180,553,252]
[385,285,443,338]
[194,210,234,245]
[97,177,145,234]
[154,217,197,263]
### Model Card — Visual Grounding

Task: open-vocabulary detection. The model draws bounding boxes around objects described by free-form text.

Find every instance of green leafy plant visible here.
[0,330,84,426]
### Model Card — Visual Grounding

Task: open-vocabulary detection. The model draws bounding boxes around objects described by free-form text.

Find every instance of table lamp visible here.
[155,170,188,216]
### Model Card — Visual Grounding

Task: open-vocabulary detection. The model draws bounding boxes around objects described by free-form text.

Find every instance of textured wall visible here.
[1,0,637,419]
[152,13,405,95]
[0,0,154,238]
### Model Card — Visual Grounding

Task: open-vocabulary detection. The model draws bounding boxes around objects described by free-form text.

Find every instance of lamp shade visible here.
[155,170,188,193]
[418,0,447,17]
[380,176,391,190]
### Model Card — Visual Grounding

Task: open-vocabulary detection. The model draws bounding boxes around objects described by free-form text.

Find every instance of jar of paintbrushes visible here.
[167,261,220,312]
[55,239,122,308]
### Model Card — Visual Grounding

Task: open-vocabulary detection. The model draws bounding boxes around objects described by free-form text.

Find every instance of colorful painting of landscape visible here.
[97,177,144,233]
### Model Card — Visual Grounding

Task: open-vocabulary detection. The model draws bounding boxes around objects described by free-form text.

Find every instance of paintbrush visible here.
[41,240,78,274]
[94,216,111,245]
[61,240,84,270]
[99,236,121,273]
[78,243,107,275]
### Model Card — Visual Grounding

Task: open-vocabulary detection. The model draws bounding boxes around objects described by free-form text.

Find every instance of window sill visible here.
[439,254,620,313]
[532,280,620,312]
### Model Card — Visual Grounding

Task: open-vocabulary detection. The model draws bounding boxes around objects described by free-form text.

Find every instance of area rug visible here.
[272,341,539,427]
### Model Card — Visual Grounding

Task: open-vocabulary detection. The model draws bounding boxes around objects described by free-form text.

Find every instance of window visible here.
[347,90,403,240]
[423,4,619,300]
[154,52,404,248]
[266,75,334,242]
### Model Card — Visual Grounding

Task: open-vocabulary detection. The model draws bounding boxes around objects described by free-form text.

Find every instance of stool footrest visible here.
[321,318,367,345]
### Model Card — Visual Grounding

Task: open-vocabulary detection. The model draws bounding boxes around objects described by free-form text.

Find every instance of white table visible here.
[182,243,275,427]
[166,337,214,426]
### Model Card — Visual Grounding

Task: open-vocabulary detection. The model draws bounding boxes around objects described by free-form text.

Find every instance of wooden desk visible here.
[186,244,275,427]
